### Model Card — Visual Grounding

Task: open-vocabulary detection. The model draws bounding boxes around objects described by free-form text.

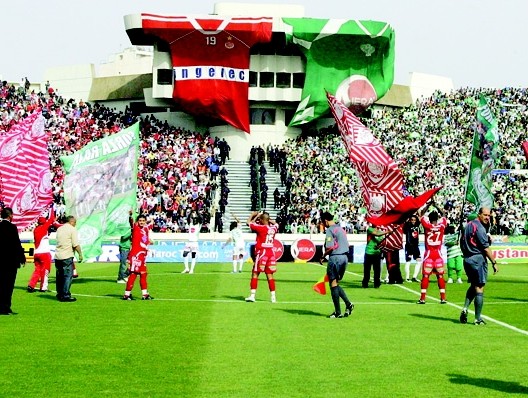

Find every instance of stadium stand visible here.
[1,80,527,235]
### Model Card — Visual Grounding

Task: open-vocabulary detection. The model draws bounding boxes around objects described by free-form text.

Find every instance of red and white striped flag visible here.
[0,111,53,231]
[327,92,403,250]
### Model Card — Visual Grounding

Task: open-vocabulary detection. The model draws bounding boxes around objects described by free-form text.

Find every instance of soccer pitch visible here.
[2,261,527,398]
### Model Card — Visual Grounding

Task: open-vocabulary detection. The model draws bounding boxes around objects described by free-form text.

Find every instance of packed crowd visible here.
[0,80,224,233]
[281,87,528,235]
[1,80,527,235]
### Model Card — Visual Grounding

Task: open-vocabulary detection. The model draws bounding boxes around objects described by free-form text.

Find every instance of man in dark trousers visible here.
[0,207,26,315]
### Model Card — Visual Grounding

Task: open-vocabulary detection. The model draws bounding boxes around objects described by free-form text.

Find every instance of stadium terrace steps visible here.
[222,159,284,233]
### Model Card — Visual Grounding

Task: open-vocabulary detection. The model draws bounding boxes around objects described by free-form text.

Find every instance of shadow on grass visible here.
[447,373,528,394]
[493,296,528,302]
[220,295,247,301]
[276,308,324,317]
[372,296,414,303]
[68,278,116,285]
[410,313,459,324]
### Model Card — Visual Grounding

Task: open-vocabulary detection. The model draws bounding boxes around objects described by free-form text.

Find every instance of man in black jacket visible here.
[0,207,26,315]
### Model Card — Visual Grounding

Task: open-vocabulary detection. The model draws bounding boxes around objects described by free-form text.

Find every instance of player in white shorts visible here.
[182,211,201,274]
[223,215,245,273]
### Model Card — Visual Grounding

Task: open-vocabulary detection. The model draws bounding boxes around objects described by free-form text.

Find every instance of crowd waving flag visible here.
[141,14,273,133]
[522,141,528,162]
[60,123,140,260]
[465,94,500,208]
[326,92,441,250]
[0,111,53,231]
[326,92,402,212]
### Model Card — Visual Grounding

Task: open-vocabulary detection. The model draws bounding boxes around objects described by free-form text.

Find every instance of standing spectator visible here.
[245,211,279,303]
[0,207,26,315]
[181,210,201,274]
[28,206,60,293]
[273,187,281,209]
[444,225,464,283]
[117,211,132,284]
[460,207,498,325]
[55,215,83,302]
[319,212,354,318]
[417,202,448,304]
[403,215,422,282]
[362,224,388,288]
[123,214,154,300]
[223,214,245,273]
[214,210,223,233]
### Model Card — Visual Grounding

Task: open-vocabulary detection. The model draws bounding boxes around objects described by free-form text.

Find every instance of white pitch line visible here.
[310,262,528,336]
[65,266,528,336]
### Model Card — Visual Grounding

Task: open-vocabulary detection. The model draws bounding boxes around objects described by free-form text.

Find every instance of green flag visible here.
[283,18,395,126]
[465,95,500,208]
[60,123,140,259]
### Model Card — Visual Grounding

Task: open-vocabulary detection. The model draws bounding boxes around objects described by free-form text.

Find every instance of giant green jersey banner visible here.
[283,18,395,126]
[465,95,500,208]
[60,123,140,260]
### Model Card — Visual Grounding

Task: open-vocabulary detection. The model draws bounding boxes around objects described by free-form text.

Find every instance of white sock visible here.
[232,260,237,272]
[141,289,148,296]
[238,259,243,271]
[413,262,422,278]
[404,262,410,279]
[184,257,189,270]
[190,258,196,273]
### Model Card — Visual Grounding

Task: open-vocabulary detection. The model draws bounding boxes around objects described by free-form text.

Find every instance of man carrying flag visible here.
[319,212,354,319]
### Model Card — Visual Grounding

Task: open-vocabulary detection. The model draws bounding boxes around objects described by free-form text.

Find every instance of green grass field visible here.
[1,260,527,398]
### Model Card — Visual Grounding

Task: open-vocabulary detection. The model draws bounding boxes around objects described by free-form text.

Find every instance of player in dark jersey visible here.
[403,215,422,282]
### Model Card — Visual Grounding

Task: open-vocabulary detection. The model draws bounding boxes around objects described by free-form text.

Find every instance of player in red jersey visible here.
[245,211,279,303]
[28,206,62,293]
[417,202,448,304]
[123,213,154,300]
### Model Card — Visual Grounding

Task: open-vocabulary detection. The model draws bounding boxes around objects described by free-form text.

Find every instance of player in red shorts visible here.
[28,206,62,293]
[245,211,279,303]
[123,213,154,300]
[417,201,448,304]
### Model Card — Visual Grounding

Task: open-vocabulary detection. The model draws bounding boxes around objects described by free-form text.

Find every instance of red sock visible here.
[126,273,137,292]
[140,273,148,290]
[420,276,430,301]
[268,278,276,292]
[438,277,446,300]
[250,277,258,290]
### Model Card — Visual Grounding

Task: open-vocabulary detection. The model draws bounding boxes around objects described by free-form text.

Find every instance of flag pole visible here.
[458,120,478,232]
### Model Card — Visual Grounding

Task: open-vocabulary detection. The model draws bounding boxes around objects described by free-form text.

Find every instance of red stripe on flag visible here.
[0,111,53,230]
[327,92,403,251]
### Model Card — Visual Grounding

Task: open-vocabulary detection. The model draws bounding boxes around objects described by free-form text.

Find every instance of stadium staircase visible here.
[222,159,284,232]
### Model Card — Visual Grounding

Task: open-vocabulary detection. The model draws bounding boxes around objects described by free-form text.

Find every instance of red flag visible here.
[366,187,442,226]
[0,111,53,230]
[313,274,329,295]
[327,92,403,250]
[142,14,273,133]
[522,141,528,162]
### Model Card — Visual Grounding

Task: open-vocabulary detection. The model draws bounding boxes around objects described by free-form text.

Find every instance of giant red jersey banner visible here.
[0,111,53,231]
[142,14,273,133]
[327,92,403,250]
